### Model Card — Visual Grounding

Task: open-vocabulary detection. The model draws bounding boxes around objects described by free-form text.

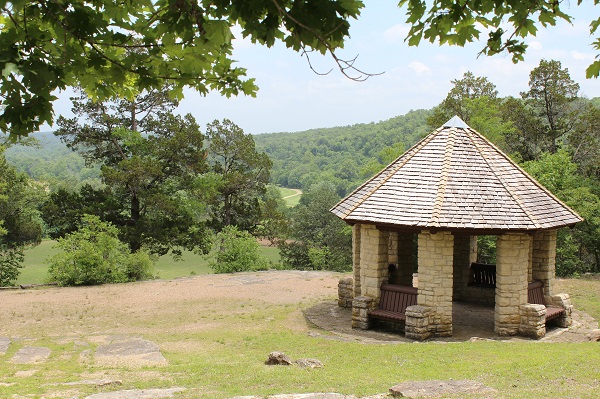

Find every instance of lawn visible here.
[17,240,282,284]
[277,186,302,207]
[1,273,599,399]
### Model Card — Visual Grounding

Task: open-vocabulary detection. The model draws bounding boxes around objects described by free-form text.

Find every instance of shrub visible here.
[0,245,24,287]
[209,226,269,273]
[47,215,154,286]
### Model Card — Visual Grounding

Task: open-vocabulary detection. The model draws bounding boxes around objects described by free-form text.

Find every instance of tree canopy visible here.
[0,0,363,138]
[3,1,600,139]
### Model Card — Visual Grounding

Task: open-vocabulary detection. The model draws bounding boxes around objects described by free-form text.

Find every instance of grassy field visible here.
[277,186,302,207]
[17,240,282,285]
[0,273,599,399]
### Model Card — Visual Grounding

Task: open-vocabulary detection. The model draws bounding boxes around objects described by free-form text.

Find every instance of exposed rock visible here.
[62,379,123,387]
[0,337,10,354]
[589,329,600,342]
[10,346,51,364]
[295,358,324,369]
[95,338,167,366]
[389,380,496,398]
[265,351,293,366]
[85,387,185,399]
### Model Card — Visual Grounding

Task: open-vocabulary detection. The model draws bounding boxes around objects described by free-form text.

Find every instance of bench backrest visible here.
[470,262,496,287]
[528,280,546,305]
[378,284,418,313]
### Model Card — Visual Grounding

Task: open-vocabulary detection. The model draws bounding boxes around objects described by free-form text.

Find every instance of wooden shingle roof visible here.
[331,117,583,232]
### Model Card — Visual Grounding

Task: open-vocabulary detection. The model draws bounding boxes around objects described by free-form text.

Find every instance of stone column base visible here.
[550,293,573,328]
[338,277,354,308]
[352,296,374,330]
[519,304,546,339]
[405,305,432,341]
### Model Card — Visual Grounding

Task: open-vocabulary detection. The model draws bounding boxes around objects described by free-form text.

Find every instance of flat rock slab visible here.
[85,388,185,399]
[0,337,10,354]
[390,380,496,398]
[10,346,51,364]
[95,338,167,366]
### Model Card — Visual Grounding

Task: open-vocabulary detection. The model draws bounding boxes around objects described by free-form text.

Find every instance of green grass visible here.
[1,275,599,398]
[16,240,60,285]
[17,240,282,284]
[277,186,302,207]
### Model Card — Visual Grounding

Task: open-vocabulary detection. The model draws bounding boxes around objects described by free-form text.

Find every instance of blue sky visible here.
[54,2,600,135]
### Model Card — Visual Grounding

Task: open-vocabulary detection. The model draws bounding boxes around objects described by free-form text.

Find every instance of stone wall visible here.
[338,277,353,308]
[415,230,454,337]
[495,233,531,336]
[358,224,389,298]
[532,229,557,296]
[352,224,362,297]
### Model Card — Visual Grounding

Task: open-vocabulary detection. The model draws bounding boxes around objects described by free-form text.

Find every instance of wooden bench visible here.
[468,262,496,288]
[528,280,565,322]
[368,284,418,323]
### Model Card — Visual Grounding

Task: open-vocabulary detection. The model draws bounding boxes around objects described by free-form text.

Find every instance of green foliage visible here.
[50,89,211,256]
[47,215,154,286]
[4,133,101,192]
[0,0,363,138]
[206,119,272,231]
[254,109,431,196]
[0,146,44,286]
[123,250,155,282]
[280,182,352,272]
[0,245,24,287]
[524,151,600,275]
[208,226,269,274]
[399,0,578,66]
[256,185,290,245]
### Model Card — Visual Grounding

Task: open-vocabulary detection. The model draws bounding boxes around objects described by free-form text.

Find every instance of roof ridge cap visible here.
[427,128,455,227]
[334,127,444,218]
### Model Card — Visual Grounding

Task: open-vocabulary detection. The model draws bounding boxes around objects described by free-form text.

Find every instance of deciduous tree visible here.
[50,89,210,256]
[206,119,272,231]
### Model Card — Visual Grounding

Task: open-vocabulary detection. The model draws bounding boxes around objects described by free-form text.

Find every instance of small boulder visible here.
[265,351,293,366]
[295,358,324,369]
[590,329,600,342]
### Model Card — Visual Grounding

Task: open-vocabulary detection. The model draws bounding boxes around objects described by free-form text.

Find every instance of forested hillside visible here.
[254,109,432,196]
[5,132,100,191]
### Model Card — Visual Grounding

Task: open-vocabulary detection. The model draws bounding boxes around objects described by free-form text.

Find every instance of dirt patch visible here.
[0,270,343,339]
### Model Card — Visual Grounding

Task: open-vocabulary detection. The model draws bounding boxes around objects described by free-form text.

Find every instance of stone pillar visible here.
[453,235,477,301]
[416,230,454,337]
[495,233,531,336]
[397,233,416,286]
[532,229,557,297]
[352,224,361,297]
[352,296,373,330]
[518,304,546,339]
[358,224,389,298]
[338,277,354,308]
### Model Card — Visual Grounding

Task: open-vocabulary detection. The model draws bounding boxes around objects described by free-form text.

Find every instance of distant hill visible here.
[5,132,101,191]
[254,109,432,196]
[4,110,432,196]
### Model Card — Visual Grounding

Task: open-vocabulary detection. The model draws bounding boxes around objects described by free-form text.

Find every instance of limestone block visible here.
[519,304,546,339]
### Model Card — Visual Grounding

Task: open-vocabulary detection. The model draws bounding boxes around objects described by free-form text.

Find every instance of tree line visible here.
[2,58,600,284]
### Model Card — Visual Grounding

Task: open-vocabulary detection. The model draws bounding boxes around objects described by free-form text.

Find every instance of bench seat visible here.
[528,280,565,322]
[468,262,496,288]
[368,284,418,323]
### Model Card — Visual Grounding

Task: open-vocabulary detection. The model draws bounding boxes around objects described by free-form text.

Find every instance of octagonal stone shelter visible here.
[330,116,583,340]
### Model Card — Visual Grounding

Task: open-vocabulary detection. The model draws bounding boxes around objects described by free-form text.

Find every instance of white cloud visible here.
[383,24,410,43]
[528,41,543,51]
[571,50,595,61]
[408,61,431,75]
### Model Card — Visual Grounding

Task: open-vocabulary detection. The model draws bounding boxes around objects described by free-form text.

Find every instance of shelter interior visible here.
[348,225,574,340]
